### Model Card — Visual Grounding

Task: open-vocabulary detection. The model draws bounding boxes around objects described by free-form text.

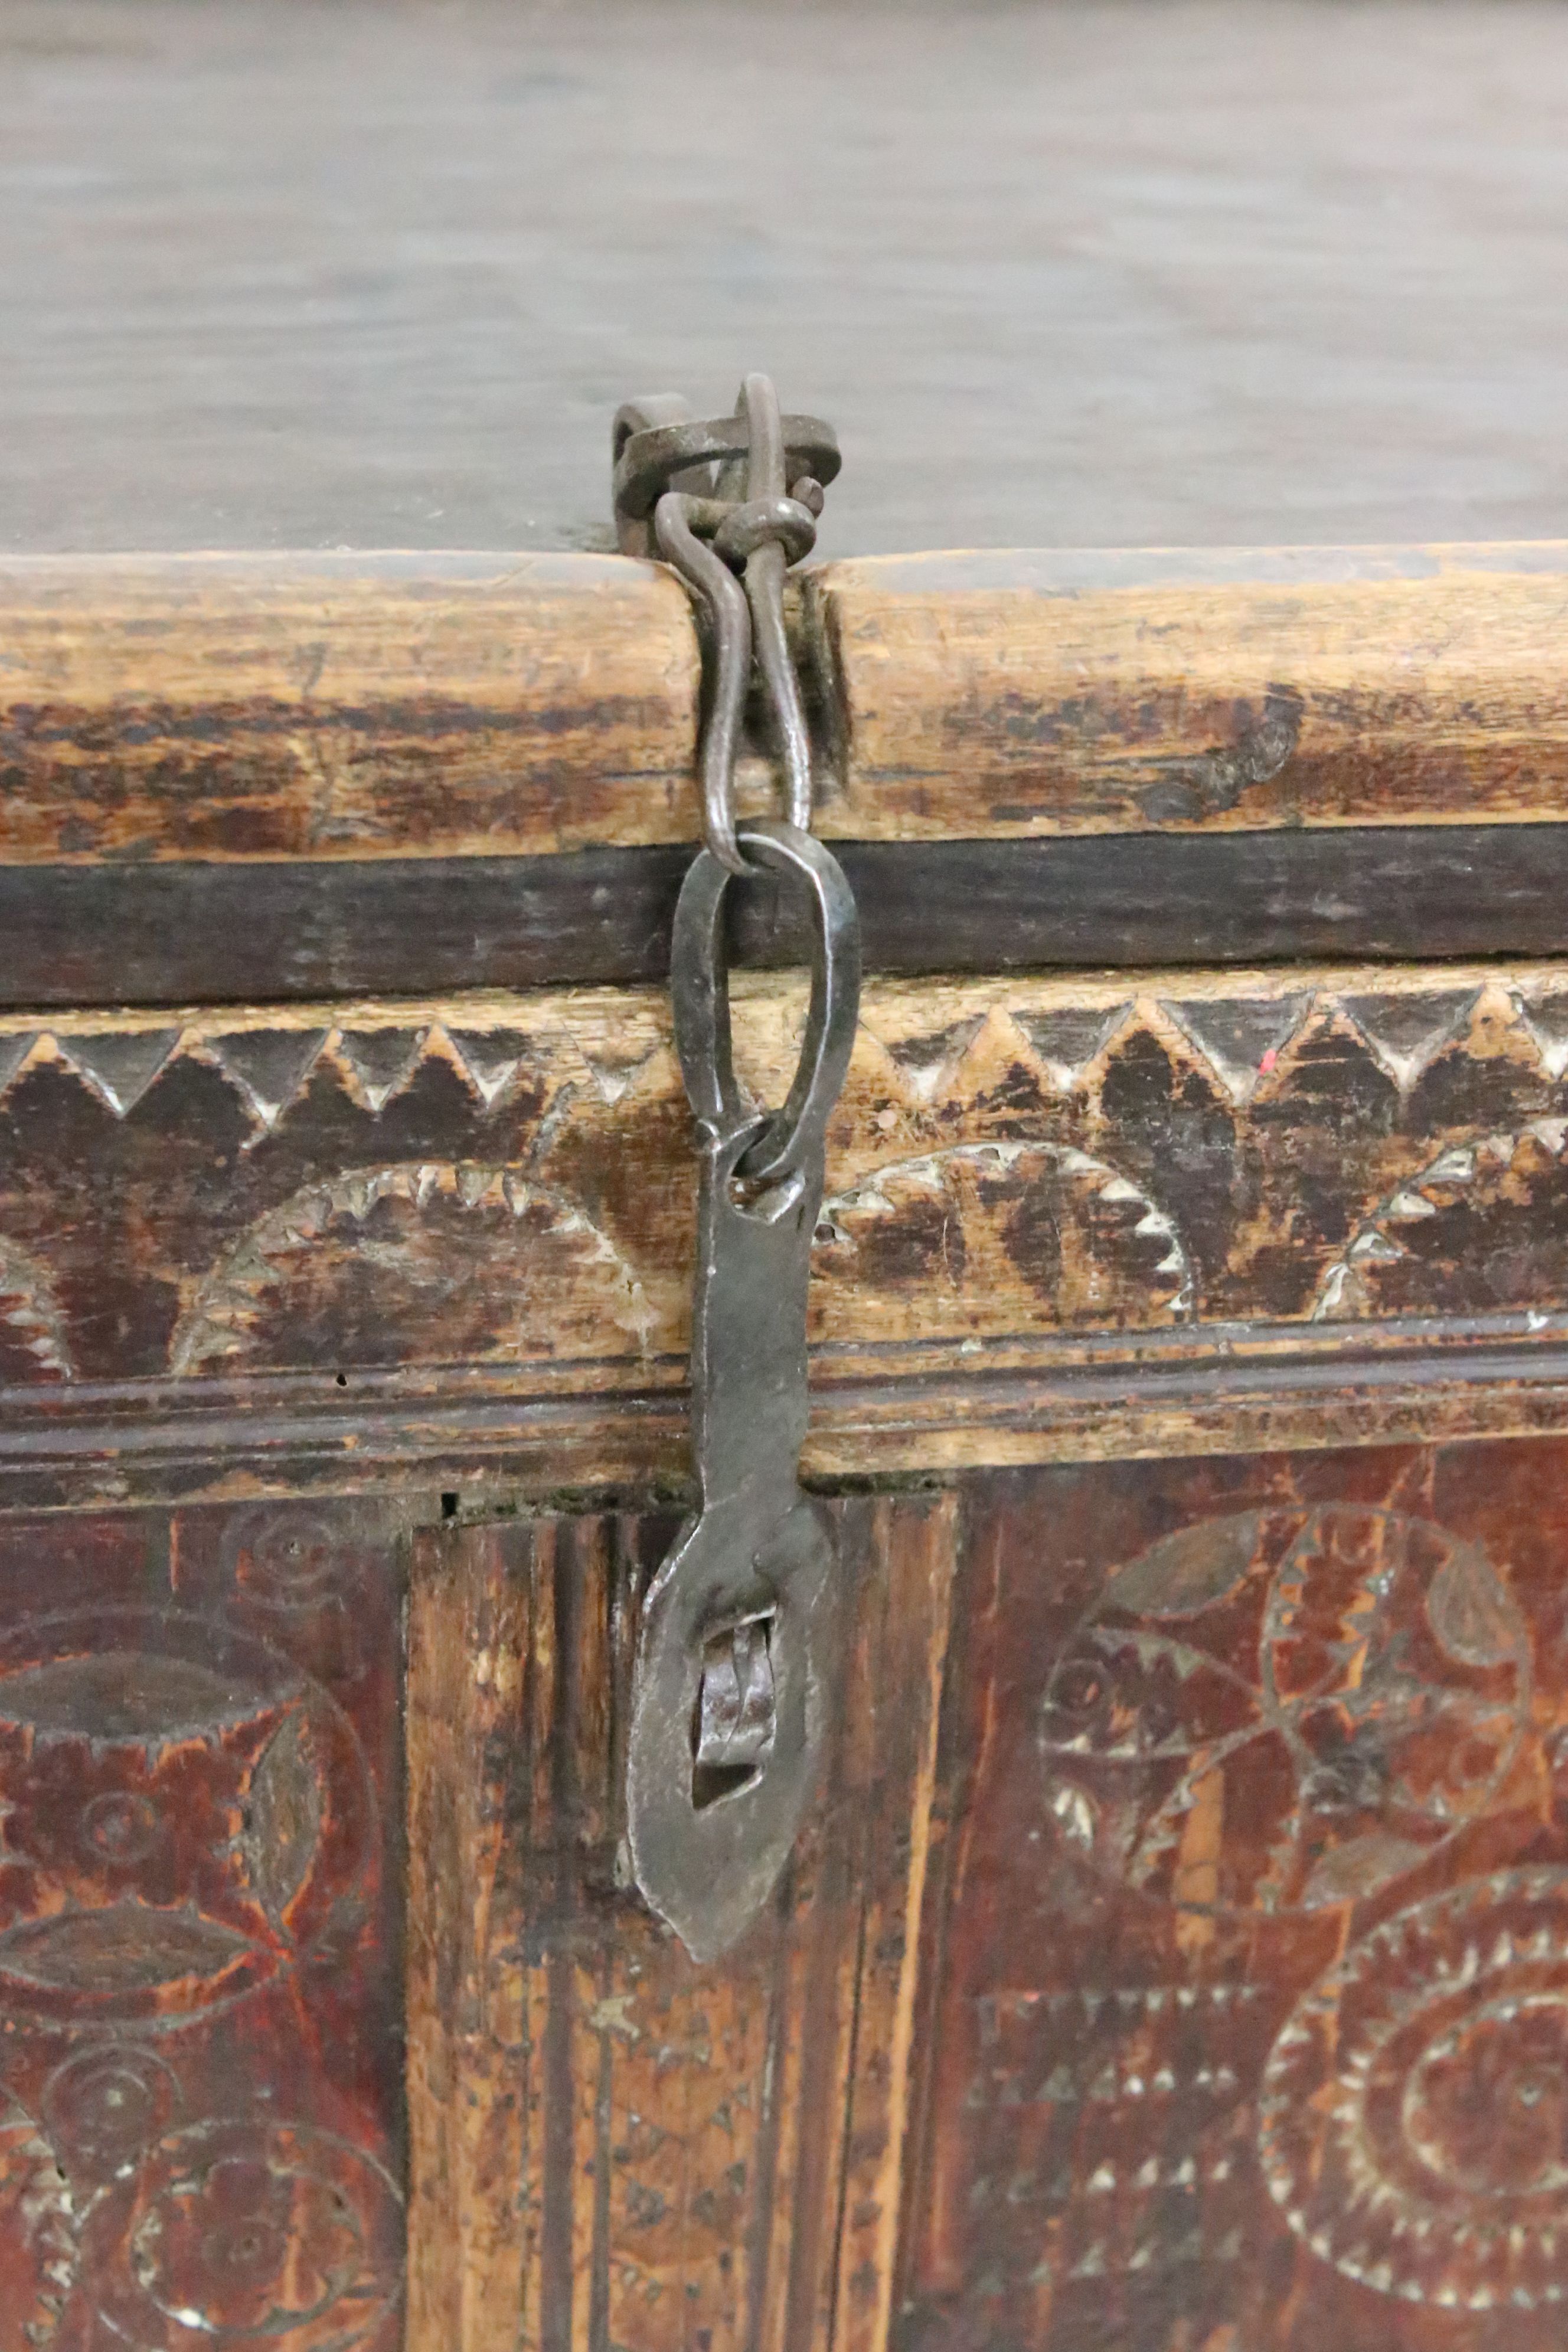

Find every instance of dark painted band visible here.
[5,824,1565,1007]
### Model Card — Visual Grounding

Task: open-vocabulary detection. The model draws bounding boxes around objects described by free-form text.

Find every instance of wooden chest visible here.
[9,7,1568,2347]
[4,540,1568,2352]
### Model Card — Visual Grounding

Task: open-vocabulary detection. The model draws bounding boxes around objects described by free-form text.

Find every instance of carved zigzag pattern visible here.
[0,1020,667,1129]
[0,973,1564,1133]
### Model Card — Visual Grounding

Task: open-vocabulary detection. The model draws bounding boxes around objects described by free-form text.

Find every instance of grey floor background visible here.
[3,0,1565,556]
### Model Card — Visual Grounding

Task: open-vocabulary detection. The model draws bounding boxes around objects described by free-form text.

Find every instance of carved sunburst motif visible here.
[1260,1868,1568,2310]
[168,1160,655,1376]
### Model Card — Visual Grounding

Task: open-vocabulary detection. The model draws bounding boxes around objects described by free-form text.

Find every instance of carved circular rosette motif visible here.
[0,1608,375,2031]
[80,2118,403,2350]
[40,2043,182,2180]
[1260,1867,1568,2312]
[219,1505,376,1684]
[1040,1505,1533,1916]
[222,1506,358,1616]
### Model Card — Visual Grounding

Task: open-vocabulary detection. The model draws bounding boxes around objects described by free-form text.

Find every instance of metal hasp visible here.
[614,380,860,1961]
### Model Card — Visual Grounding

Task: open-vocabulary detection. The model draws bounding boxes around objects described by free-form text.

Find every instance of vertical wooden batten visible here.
[406,1492,960,2352]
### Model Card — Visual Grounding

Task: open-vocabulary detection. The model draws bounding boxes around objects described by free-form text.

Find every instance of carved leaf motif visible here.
[1298,1831,1429,1909]
[1426,1540,1525,1667]
[1102,1513,1266,1620]
[246,1709,322,1933]
[0,1650,258,1741]
[0,1903,257,1995]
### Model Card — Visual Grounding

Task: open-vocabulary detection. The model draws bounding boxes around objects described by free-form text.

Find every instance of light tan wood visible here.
[406,1492,958,2352]
[808,544,1568,837]
[0,551,698,863]
[8,545,1568,864]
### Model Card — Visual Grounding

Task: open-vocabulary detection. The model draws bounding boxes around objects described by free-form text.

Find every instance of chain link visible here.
[612,375,841,872]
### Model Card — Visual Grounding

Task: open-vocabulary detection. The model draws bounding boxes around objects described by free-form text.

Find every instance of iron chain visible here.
[612,374,841,871]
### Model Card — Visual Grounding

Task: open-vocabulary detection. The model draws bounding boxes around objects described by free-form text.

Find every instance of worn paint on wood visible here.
[0,1498,406,2349]
[8,548,1568,865]
[6,968,1568,1499]
[409,1437,1568,2352]
[903,1439,1568,2352]
[22,828,1568,1010]
[808,545,1568,838]
[0,553,699,865]
[406,1492,958,2352]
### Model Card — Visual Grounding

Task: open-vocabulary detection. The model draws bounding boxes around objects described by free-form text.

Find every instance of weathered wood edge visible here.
[14,1319,1568,1511]
[806,542,1568,840]
[6,544,1568,870]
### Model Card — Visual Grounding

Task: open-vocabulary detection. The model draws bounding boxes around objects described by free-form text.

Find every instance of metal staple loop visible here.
[612,375,842,873]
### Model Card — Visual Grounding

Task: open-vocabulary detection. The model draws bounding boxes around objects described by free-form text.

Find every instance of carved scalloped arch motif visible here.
[812,1140,1193,1342]
[170,1162,654,1377]
[1312,1118,1568,1322]
[0,1236,71,1383]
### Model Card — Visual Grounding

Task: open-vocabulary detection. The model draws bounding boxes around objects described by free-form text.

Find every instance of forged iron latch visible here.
[612,378,858,1962]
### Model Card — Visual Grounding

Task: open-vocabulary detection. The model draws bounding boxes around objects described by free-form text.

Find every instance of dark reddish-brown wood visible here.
[905,1439,1568,2352]
[0,1498,407,2350]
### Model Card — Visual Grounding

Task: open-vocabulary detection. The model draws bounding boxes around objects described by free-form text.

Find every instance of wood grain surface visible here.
[7,963,1568,1504]
[0,553,698,865]
[8,546,1568,870]
[406,1491,957,2352]
[903,1439,1568,2352]
[809,545,1568,837]
[408,1435,1568,2352]
[0,1497,408,2351]
[21,824,1568,1008]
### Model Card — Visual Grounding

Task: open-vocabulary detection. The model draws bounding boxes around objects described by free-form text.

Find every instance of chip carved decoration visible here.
[0,970,1566,1381]
[0,1235,71,1383]
[1260,1868,1568,2313]
[940,1455,1568,2342]
[0,1511,403,2351]
[169,1160,658,1376]
[1039,1504,1535,1922]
